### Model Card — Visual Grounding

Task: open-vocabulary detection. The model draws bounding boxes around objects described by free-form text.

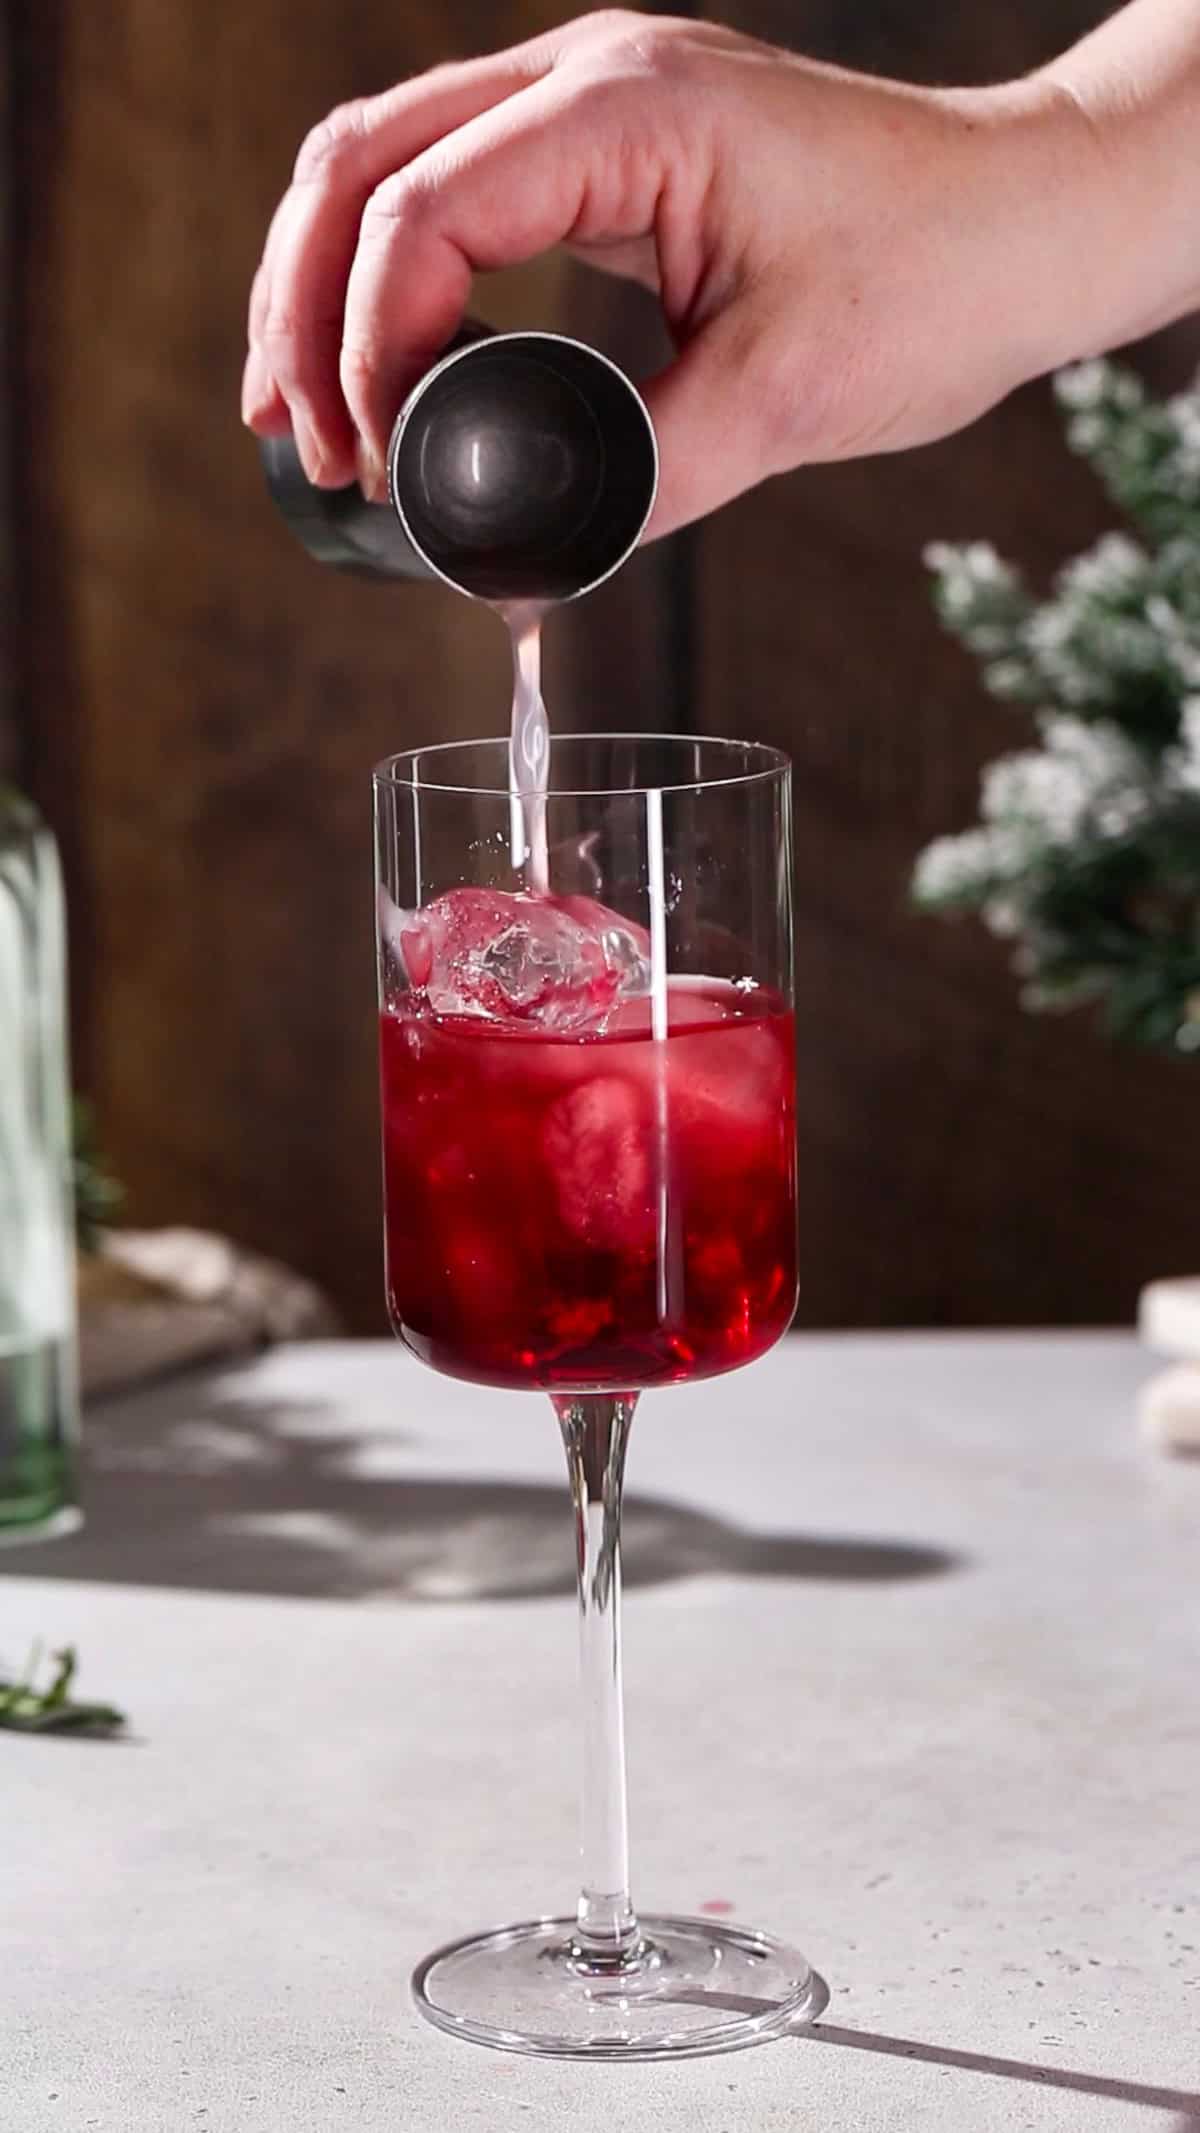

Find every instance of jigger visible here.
[260,328,658,603]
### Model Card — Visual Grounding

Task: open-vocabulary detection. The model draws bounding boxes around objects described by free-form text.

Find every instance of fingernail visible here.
[241,349,274,426]
[356,439,387,502]
[294,416,327,484]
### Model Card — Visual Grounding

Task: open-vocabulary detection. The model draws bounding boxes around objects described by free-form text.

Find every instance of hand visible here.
[241,11,1091,538]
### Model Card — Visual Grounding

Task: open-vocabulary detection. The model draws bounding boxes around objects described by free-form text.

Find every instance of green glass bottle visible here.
[0,786,80,1538]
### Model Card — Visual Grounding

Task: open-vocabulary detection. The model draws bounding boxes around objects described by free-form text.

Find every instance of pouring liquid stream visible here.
[502,603,550,897]
[500,604,680,1338]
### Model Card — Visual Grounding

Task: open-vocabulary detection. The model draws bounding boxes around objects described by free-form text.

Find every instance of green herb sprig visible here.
[0,1644,127,1735]
[72,1099,124,1252]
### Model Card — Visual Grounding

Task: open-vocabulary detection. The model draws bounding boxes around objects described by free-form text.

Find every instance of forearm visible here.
[243,6,1200,518]
[1023,0,1200,363]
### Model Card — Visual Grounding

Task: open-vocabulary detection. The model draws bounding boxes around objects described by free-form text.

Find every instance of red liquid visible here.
[380,981,797,1392]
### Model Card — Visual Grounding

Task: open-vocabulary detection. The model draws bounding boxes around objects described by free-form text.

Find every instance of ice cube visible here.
[442,1219,525,1336]
[554,896,652,990]
[541,1075,656,1251]
[381,886,651,1032]
[667,1018,792,1195]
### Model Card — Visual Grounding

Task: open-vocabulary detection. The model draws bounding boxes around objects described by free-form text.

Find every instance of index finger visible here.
[247,38,562,477]
[339,67,664,467]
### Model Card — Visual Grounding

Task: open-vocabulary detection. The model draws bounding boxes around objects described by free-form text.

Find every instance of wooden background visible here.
[4,0,1199,1330]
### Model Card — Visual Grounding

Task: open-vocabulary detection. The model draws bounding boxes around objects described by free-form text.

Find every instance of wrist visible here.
[973,30,1200,374]
[936,74,1123,390]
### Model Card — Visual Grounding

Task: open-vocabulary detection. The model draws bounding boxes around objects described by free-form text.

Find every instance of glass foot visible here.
[0,1503,82,1549]
[412,1914,825,2059]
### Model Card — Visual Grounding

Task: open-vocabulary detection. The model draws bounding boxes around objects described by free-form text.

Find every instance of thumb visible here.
[640,304,778,541]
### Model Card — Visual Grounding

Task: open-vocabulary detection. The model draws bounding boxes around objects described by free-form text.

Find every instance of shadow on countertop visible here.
[0,1372,962,1604]
[667,1978,1200,2123]
[804,2022,1200,2122]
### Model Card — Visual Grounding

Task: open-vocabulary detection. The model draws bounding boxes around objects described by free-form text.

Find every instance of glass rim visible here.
[372,733,791,801]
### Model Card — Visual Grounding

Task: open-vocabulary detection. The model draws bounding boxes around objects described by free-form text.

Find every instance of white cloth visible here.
[78,1228,339,1402]
[1138,1276,1200,1453]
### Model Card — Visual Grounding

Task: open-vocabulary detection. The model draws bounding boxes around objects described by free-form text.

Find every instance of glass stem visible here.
[553,1392,643,1969]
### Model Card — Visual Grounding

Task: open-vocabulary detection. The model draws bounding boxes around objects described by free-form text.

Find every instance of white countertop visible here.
[3,1334,1199,2131]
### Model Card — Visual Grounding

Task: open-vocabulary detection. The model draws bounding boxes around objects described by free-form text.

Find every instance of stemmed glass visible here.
[374,733,819,2058]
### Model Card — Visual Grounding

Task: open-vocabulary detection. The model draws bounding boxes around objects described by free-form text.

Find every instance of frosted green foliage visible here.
[915,361,1200,1054]
[1056,359,1200,543]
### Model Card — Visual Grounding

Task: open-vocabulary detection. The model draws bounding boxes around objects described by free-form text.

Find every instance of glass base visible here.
[412,1914,825,2059]
[0,1502,82,1549]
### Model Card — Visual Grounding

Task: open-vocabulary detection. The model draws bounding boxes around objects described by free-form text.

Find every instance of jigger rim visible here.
[386,329,660,605]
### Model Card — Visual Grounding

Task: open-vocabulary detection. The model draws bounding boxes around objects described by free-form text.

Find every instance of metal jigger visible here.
[260,329,658,604]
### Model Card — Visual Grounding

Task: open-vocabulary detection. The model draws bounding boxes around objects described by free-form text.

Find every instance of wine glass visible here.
[374,733,819,2058]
